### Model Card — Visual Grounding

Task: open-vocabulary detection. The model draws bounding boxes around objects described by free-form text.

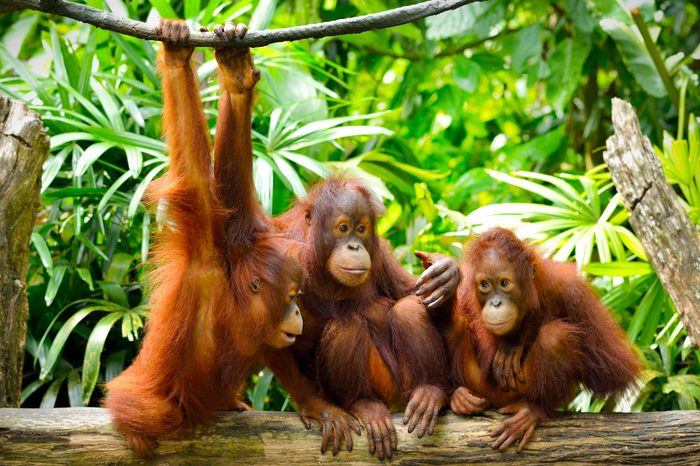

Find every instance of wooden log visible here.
[0,94,49,408]
[604,98,700,346]
[1,408,699,464]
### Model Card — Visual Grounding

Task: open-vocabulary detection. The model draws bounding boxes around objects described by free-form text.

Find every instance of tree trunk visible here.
[0,409,699,464]
[604,98,700,346]
[0,94,49,407]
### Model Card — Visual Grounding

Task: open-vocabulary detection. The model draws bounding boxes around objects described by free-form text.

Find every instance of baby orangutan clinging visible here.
[445,228,641,452]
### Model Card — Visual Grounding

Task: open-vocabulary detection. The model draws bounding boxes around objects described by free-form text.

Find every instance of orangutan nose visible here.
[491,297,503,308]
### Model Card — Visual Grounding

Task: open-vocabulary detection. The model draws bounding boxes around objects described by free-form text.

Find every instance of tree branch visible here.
[604,98,700,346]
[2,408,700,463]
[10,0,482,48]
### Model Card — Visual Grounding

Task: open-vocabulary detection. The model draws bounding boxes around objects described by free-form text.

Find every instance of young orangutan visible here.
[210,23,365,456]
[208,23,462,459]
[104,21,303,457]
[444,228,641,452]
[270,177,461,460]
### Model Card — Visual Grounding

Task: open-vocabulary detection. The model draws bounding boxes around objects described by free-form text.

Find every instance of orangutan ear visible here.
[249,277,261,293]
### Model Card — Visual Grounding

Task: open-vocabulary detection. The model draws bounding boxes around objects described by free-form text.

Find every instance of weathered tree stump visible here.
[604,98,700,346]
[1,408,699,464]
[0,94,49,408]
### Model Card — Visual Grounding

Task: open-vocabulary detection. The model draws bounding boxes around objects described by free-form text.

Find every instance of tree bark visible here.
[0,94,49,408]
[11,0,481,48]
[604,98,700,346]
[0,409,698,464]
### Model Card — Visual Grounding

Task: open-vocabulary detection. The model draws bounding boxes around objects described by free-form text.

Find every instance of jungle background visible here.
[1,0,699,413]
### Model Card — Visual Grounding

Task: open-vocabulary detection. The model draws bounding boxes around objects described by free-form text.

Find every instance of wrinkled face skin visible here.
[475,248,524,337]
[324,190,374,287]
[250,257,304,349]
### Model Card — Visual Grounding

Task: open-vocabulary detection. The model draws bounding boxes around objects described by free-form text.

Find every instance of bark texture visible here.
[0,94,49,408]
[0,409,699,464]
[604,98,700,346]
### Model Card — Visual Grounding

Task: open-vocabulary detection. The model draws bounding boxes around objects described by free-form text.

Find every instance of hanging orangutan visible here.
[444,228,641,452]
[104,20,304,457]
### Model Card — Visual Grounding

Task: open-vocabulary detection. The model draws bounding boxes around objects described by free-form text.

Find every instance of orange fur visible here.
[103,39,300,457]
[449,228,642,411]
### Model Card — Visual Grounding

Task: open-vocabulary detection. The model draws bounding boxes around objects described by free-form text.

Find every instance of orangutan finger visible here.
[517,424,536,453]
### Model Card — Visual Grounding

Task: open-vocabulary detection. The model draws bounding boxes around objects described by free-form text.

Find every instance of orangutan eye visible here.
[249,277,261,293]
[339,224,348,232]
[500,279,510,288]
[357,225,366,234]
[480,280,490,290]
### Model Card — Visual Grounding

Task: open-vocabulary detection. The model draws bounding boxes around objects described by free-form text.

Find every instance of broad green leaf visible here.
[78,29,98,96]
[251,368,275,410]
[40,377,65,408]
[50,132,95,149]
[512,24,542,73]
[111,33,160,87]
[278,150,328,177]
[42,146,71,192]
[98,171,134,211]
[574,227,595,265]
[584,261,654,277]
[585,0,631,24]
[279,111,389,146]
[511,128,566,165]
[249,0,277,31]
[663,375,700,410]
[600,19,666,98]
[45,265,68,307]
[31,233,53,274]
[284,126,392,151]
[21,379,48,405]
[68,368,84,407]
[270,153,307,197]
[54,76,111,128]
[454,57,481,93]
[115,141,148,180]
[565,0,596,33]
[76,233,109,261]
[628,280,663,344]
[128,163,167,218]
[91,79,124,130]
[104,350,127,383]
[82,312,123,404]
[76,268,95,291]
[0,43,52,104]
[516,170,584,205]
[426,0,505,40]
[76,142,115,177]
[184,0,201,20]
[41,306,97,380]
[99,281,130,308]
[87,127,166,152]
[487,170,581,210]
[614,226,648,260]
[105,252,134,284]
[145,0,178,25]
[546,38,591,109]
[254,156,275,215]
[467,203,577,220]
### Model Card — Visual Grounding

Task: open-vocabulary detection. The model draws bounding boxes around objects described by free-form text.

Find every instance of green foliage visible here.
[2,0,699,412]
